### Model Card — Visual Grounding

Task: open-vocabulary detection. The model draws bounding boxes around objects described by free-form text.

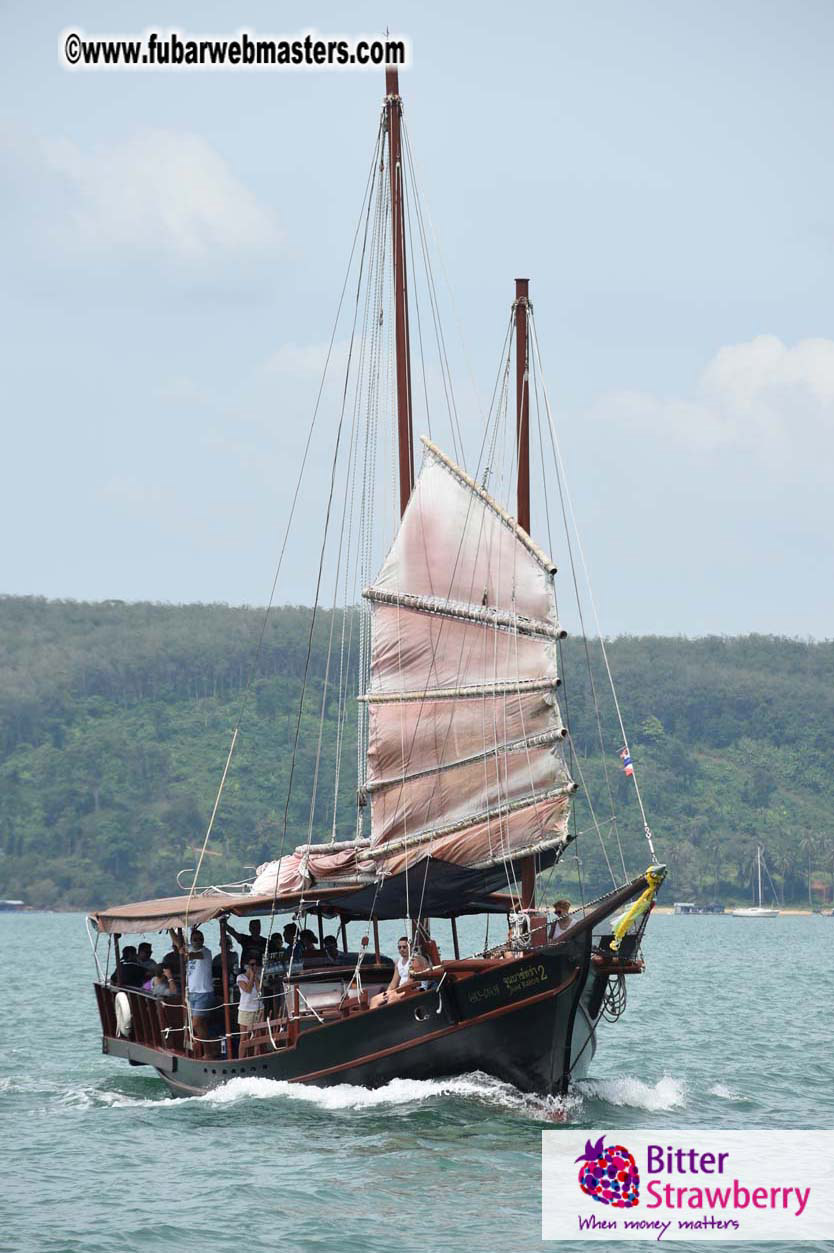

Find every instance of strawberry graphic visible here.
[576,1135,640,1208]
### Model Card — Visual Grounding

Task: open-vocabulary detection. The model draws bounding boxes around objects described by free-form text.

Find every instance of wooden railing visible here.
[94,983,186,1053]
[95,981,298,1059]
[94,975,378,1061]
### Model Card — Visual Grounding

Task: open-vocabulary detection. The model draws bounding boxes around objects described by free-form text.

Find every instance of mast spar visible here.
[757,845,763,907]
[385,67,415,518]
[515,278,537,911]
[515,277,531,534]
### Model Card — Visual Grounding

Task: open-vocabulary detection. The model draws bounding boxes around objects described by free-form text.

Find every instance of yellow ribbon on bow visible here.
[610,866,665,952]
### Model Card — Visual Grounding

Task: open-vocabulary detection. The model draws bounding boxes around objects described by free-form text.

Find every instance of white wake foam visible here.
[48,1068,690,1120]
[80,1067,692,1119]
[576,1074,686,1111]
[94,1088,182,1109]
[198,1071,580,1120]
[708,1082,740,1101]
[207,1073,469,1108]
[90,1070,581,1120]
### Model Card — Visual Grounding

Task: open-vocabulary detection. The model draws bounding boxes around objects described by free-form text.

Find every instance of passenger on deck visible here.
[322,935,345,964]
[300,928,319,956]
[160,946,179,974]
[169,927,216,1054]
[283,923,303,973]
[413,924,441,967]
[225,919,267,966]
[411,932,439,991]
[388,937,429,992]
[236,957,262,1040]
[550,899,572,936]
[137,942,155,975]
[264,934,285,974]
[112,945,145,988]
[262,936,285,1019]
[160,961,180,998]
[149,965,172,997]
[212,936,239,982]
[369,938,429,1008]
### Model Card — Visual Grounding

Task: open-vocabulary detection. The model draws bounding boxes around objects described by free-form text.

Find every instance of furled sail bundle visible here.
[260,437,574,903]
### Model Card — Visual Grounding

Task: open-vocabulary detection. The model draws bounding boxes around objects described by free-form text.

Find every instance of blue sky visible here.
[2,1,833,636]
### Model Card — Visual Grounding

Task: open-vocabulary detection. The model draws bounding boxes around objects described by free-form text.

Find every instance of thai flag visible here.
[619,748,634,777]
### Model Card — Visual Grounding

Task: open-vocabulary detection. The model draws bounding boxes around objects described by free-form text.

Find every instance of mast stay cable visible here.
[529,313,659,865]
[183,120,384,926]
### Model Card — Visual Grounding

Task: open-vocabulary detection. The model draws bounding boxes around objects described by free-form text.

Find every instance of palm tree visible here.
[799,832,817,907]
[703,831,723,901]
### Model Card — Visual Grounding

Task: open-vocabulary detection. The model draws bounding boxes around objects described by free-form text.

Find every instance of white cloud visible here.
[43,128,282,261]
[595,335,834,461]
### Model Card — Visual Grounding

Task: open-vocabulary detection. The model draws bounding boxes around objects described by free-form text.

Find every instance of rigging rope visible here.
[529,335,628,884]
[401,120,467,466]
[529,313,659,865]
[182,120,385,924]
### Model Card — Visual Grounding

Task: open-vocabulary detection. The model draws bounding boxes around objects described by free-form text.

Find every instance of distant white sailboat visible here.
[729,845,780,917]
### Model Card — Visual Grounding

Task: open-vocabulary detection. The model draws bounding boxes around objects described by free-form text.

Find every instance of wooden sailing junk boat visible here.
[88,69,666,1098]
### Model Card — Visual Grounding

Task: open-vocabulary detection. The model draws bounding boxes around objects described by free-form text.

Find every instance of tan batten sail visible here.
[260,438,574,898]
[362,437,573,876]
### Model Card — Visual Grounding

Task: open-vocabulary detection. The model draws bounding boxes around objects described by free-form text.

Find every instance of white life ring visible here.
[114,991,133,1038]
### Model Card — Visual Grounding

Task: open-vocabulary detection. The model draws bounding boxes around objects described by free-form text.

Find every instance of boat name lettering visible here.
[502,964,547,993]
[467,983,502,1004]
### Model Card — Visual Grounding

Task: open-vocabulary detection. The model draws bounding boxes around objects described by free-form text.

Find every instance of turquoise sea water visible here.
[3,910,833,1253]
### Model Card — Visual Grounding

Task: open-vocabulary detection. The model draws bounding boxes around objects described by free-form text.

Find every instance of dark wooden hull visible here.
[101,942,599,1098]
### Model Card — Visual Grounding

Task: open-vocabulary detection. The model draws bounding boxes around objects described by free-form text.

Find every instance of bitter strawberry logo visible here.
[576,1135,640,1207]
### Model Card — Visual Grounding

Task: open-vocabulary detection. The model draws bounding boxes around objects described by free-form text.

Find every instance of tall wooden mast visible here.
[385,68,414,518]
[515,277,531,533]
[515,277,536,911]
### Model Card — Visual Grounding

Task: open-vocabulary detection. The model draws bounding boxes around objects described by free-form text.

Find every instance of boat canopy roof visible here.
[88,880,520,936]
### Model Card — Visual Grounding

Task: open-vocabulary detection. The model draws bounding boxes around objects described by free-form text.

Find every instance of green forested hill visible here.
[1,595,833,910]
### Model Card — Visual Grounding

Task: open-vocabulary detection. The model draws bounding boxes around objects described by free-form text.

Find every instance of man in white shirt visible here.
[370,937,430,1008]
[170,926,216,1055]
